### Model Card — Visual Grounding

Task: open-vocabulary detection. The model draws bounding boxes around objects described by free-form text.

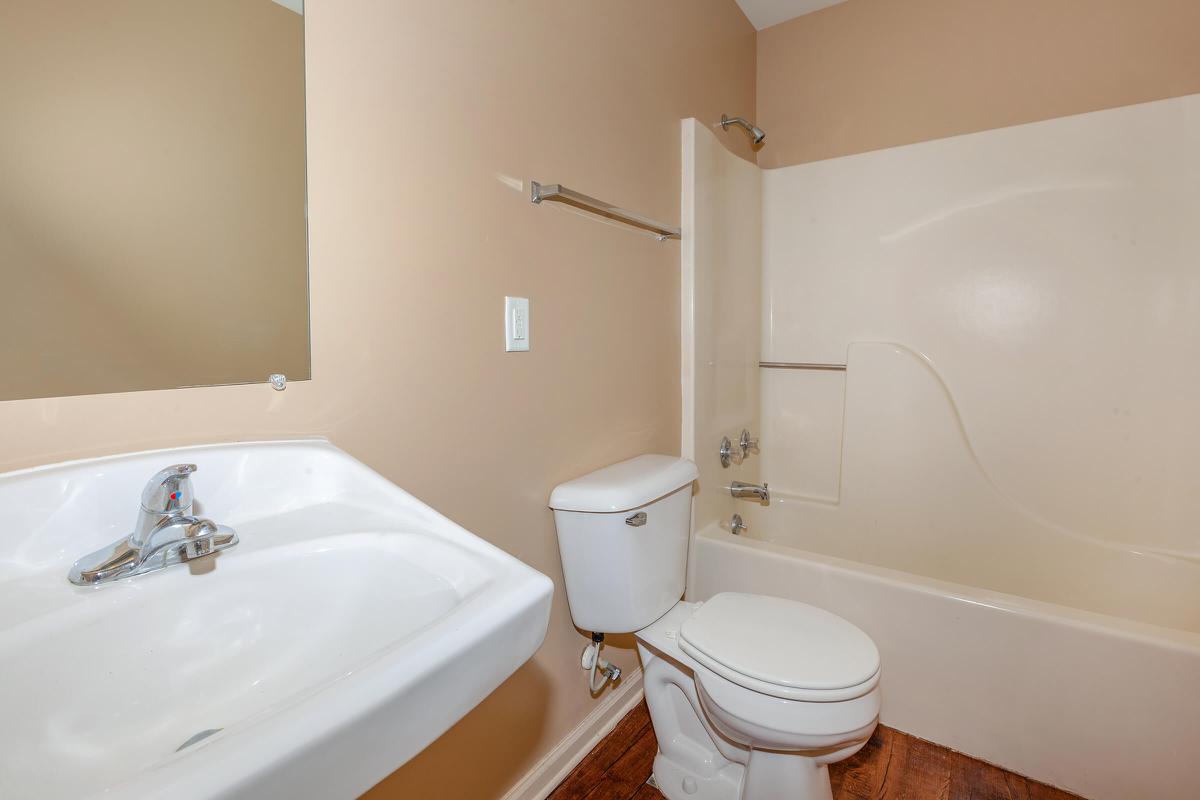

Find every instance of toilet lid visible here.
[679,593,880,696]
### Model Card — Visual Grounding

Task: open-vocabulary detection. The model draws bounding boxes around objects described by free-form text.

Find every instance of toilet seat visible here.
[679,592,880,702]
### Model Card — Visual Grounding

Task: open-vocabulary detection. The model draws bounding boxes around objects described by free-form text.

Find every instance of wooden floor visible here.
[548,701,1083,800]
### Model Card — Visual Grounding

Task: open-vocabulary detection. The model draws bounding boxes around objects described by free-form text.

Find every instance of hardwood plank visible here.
[547,702,652,800]
[950,751,1031,800]
[629,783,667,799]
[878,731,951,800]
[949,752,1083,800]
[831,725,894,799]
[581,726,660,800]
[1027,781,1085,800]
[829,727,950,800]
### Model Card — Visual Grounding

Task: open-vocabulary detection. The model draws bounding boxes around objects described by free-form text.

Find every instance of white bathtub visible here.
[687,524,1200,800]
[681,106,1200,800]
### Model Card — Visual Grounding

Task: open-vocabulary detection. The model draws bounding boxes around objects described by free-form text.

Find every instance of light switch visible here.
[505,296,530,352]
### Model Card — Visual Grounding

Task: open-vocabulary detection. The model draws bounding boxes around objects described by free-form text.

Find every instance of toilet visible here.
[550,455,880,800]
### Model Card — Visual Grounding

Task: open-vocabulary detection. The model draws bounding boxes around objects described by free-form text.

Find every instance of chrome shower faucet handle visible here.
[739,429,759,458]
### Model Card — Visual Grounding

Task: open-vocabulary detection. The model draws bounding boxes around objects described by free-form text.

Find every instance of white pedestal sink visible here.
[0,440,553,799]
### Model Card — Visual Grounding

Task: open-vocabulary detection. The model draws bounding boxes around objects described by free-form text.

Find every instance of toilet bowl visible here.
[636,597,879,800]
[550,455,881,800]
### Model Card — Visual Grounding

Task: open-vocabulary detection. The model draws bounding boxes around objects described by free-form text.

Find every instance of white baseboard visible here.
[500,668,646,800]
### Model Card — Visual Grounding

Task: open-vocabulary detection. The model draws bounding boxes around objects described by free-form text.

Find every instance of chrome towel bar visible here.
[530,181,681,241]
[759,361,847,371]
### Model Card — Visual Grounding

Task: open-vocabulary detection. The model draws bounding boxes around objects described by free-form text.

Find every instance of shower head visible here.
[720,114,766,146]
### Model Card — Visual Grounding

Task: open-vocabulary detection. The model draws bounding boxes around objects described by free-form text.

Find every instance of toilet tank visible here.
[549,455,699,634]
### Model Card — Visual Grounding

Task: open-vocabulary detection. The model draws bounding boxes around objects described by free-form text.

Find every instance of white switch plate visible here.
[505,296,530,352]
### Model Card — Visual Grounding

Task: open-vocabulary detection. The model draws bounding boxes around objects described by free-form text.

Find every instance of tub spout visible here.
[730,481,769,505]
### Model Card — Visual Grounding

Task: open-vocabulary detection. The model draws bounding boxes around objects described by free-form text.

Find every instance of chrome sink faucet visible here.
[68,464,238,586]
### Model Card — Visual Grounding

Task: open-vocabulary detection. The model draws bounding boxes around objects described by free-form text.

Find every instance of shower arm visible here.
[719,114,766,144]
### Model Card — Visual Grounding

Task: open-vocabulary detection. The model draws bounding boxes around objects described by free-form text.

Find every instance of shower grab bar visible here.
[530,181,681,241]
[759,361,847,371]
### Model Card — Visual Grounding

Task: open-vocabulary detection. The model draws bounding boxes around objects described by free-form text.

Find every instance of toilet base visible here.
[639,634,745,800]
[742,749,832,800]
[652,751,742,800]
[653,748,835,800]
[636,603,873,800]
[639,642,840,800]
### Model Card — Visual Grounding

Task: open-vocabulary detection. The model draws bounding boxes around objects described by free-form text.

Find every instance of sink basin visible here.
[0,440,553,799]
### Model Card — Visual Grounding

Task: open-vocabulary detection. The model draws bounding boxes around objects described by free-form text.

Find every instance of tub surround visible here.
[755,343,1200,632]
[759,95,1200,631]
[683,91,1200,799]
[680,118,762,537]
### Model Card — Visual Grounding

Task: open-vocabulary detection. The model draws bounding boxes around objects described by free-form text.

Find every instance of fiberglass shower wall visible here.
[757,94,1200,631]
[680,118,762,543]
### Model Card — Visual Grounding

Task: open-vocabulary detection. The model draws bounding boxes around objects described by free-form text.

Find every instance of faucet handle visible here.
[140,464,197,514]
[719,436,744,468]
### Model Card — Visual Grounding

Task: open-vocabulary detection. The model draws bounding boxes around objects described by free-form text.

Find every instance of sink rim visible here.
[0,437,339,480]
[91,569,550,800]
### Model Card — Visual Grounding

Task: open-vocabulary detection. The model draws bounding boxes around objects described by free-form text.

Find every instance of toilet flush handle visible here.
[625,512,647,527]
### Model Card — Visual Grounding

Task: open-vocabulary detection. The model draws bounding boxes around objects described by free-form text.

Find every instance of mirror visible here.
[0,0,309,401]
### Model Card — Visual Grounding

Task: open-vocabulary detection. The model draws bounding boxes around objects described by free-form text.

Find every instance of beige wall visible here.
[0,1,756,797]
[0,0,309,399]
[756,0,1200,167]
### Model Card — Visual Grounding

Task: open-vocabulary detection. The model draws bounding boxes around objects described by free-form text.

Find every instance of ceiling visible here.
[734,0,848,30]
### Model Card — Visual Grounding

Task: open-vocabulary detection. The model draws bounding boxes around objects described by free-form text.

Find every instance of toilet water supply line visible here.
[582,633,621,692]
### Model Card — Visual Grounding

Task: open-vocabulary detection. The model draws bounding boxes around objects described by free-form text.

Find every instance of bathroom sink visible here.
[0,440,553,799]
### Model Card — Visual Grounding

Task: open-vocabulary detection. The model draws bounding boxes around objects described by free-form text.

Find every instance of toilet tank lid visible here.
[549,455,699,513]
